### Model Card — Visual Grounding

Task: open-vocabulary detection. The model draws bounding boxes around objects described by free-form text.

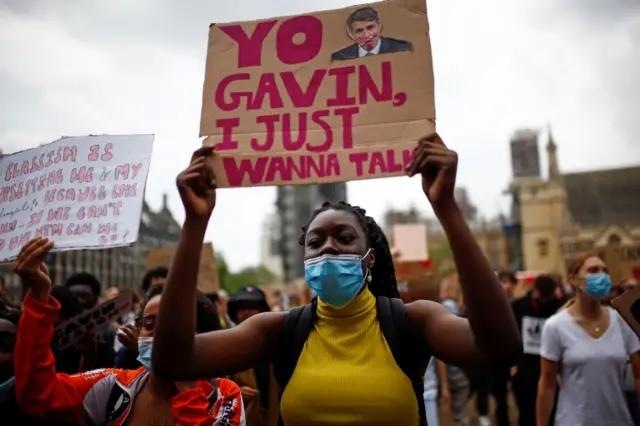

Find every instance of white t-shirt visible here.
[540,307,640,426]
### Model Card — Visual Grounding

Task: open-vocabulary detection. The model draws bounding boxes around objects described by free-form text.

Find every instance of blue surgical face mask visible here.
[304,250,370,309]
[584,273,612,300]
[137,336,153,371]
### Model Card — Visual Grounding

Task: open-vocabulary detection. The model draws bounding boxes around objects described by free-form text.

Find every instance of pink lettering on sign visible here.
[214,62,401,113]
[247,107,359,153]
[275,16,323,65]
[35,224,64,238]
[115,163,143,180]
[348,148,414,177]
[67,223,92,236]
[27,210,44,228]
[0,169,64,203]
[220,147,414,187]
[4,146,77,183]
[222,153,341,186]
[0,221,17,235]
[88,144,114,162]
[219,16,323,68]
[70,166,94,184]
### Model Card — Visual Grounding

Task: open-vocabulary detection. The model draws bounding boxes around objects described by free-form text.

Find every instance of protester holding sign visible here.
[152,135,522,426]
[536,253,640,426]
[12,238,245,426]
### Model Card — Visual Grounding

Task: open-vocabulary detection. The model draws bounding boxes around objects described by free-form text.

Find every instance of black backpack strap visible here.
[274,302,315,426]
[273,301,315,390]
[377,296,429,426]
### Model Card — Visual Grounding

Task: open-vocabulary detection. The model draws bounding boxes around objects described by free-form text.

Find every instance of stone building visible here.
[508,130,640,278]
[1,194,181,300]
[383,196,509,273]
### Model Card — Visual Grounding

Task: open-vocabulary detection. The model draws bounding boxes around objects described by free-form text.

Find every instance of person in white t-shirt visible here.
[536,253,640,426]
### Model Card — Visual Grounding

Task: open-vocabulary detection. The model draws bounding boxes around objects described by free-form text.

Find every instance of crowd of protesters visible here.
[0,135,638,425]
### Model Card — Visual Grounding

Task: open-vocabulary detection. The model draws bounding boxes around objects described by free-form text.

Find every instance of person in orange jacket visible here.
[12,237,245,426]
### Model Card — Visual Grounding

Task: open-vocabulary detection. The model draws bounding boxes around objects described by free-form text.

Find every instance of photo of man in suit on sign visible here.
[331,6,413,61]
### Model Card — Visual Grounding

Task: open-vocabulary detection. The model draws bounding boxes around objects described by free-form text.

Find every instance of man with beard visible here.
[511,274,563,426]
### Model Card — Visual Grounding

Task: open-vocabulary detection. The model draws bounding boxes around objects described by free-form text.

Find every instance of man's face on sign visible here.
[349,20,381,51]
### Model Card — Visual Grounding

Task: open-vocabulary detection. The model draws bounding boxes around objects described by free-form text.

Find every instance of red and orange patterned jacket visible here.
[14,293,245,426]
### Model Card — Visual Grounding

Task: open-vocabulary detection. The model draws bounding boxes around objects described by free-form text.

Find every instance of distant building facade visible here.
[260,212,283,280]
[383,192,509,272]
[508,128,640,279]
[276,183,347,281]
[1,195,181,301]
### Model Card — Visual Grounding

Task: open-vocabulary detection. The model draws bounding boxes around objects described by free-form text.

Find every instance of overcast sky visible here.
[1,0,638,272]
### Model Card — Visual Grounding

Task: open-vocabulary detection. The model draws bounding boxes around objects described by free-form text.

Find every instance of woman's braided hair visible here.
[299,201,400,299]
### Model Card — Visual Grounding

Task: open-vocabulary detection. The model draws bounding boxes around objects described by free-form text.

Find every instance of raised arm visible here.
[406,133,522,368]
[13,238,114,424]
[152,147,284,381]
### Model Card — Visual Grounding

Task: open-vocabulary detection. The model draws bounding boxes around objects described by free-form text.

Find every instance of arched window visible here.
[608,234,622,246]
[537,239,549,257]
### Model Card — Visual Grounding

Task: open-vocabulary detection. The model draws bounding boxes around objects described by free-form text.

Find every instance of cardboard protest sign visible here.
[145,243,220,293]
[612,285,640,335]
[200,0,435,187]
[53,290,133,351]
[0,135,154,262]
[604,244,640,286]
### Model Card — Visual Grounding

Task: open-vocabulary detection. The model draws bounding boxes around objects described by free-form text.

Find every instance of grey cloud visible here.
[561,0,640,25]
[0,0,354,52]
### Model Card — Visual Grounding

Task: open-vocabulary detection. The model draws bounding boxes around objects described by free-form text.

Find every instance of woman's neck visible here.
[572,292,603,320]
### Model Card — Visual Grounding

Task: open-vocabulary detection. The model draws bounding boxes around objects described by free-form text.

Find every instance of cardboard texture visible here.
[604,245,640,286]
[146,243,220,293]
[200,0,435,187]
[612,284,640,335]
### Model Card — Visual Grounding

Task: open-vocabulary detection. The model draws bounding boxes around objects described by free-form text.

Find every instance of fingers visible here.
[17,237,49,261]
[406,135,456,177]
[419,132,446,147]
[14,238,54,272]
[30,239,54,263]
[190,146,215,163]
[123,325,138,341]
[177,162,208,186]
[17,238,41,258]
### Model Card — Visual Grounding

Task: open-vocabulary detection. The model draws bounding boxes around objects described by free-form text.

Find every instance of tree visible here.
[216,254,278,294]
[216,253,230,291]
[429,239,455,278]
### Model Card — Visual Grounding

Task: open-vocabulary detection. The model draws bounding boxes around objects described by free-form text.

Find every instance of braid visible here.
[299,201,400,299]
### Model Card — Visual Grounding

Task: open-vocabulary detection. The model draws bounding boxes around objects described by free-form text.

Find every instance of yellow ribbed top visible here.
[280,287,420,426]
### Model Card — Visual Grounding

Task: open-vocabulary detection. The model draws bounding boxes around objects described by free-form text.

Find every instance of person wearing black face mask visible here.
[511,274,563,426]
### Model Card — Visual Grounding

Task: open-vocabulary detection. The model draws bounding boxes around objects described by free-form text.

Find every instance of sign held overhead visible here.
[0,135,154,262]
[200,0,435,188]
